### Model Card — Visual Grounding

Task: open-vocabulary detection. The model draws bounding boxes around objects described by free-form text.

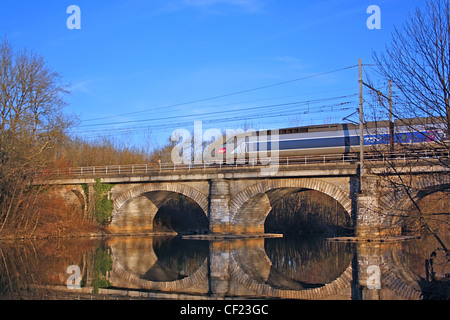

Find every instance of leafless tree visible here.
[366,0,449,253]
[372,0,449,145]
[0,38,75,233]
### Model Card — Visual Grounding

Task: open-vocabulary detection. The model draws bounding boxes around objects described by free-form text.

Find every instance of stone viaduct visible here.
[40,157,450,239]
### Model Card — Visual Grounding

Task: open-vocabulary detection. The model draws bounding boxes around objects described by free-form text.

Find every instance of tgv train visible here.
[215,118,447,158]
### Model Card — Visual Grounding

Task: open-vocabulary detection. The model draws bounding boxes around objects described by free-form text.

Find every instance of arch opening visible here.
[229,179,352,235]
[264,190,353,237]
[63,190,86,216]
[109,189,208,233]
[401,186,450,236]
[153,194,209,235]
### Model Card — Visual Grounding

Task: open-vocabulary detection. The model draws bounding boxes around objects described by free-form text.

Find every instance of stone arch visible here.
[62,188,87,216]
[109,183,209,233]
[229,178,351,234]
[406,174,450,210]
[379,174,450,229]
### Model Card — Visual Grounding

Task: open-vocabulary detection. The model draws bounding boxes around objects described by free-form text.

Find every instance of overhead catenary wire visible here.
[73,101,356,139]
[80,65,359,123]
[70,64,362,143]
[79,94,358,128]
[76,113,352,141]
[73,97,357,134]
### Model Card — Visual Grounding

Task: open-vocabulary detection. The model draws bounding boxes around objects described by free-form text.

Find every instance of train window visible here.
[280,127,309,134]
[255,130,271,136]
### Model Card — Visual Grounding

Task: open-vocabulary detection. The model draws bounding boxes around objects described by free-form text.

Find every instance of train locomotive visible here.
[214,118,447,160]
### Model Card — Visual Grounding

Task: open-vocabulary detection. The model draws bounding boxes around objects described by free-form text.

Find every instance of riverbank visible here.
[0,230,283,241]
[0,231,284,241]
[0,229,178,241]
[326,235,421,243]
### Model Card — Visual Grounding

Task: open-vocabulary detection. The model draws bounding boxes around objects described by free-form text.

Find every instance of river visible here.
[0,232,448,300]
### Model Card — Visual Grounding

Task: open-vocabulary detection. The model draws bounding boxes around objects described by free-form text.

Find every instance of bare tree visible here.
[0,38,74,234]
[372,0,449,144]
[366,0,449,253]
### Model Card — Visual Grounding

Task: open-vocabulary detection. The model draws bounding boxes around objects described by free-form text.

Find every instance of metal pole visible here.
[359,59,364,186]
[389,80,394,153]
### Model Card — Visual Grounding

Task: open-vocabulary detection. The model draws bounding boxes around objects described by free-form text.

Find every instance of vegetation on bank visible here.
[88,179,114,226]
[0,37,171,238]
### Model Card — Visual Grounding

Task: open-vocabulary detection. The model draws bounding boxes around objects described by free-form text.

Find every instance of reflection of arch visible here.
[230,253,353,299]
[107,236,427,299]
[110,183,208,233]
[111,255,209,293]
[108,237,158,276]
[108,236,209,293]
[229,178,351,233]
[229,238,354,299]
[109,236,355,299]
[382,269,422,300]
[378,246,423,300]
[230,250,422,300]
[113,260,208,292]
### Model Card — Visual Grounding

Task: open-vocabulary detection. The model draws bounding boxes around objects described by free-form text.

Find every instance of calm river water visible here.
[0,233,448,300]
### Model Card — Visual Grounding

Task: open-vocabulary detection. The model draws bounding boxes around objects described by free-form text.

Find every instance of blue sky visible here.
[1,0,426,148]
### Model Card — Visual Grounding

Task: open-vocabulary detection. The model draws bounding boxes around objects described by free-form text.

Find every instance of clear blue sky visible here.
[0,0,426,148]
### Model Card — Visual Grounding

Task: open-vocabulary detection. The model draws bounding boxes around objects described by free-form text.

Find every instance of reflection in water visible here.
[0,238,103,299]
[105,236,209,283]
[264,236,354,290]
[0,234,448,300]
[400,234,450,299]
[143,237,209,282]
[89,245,113,293]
